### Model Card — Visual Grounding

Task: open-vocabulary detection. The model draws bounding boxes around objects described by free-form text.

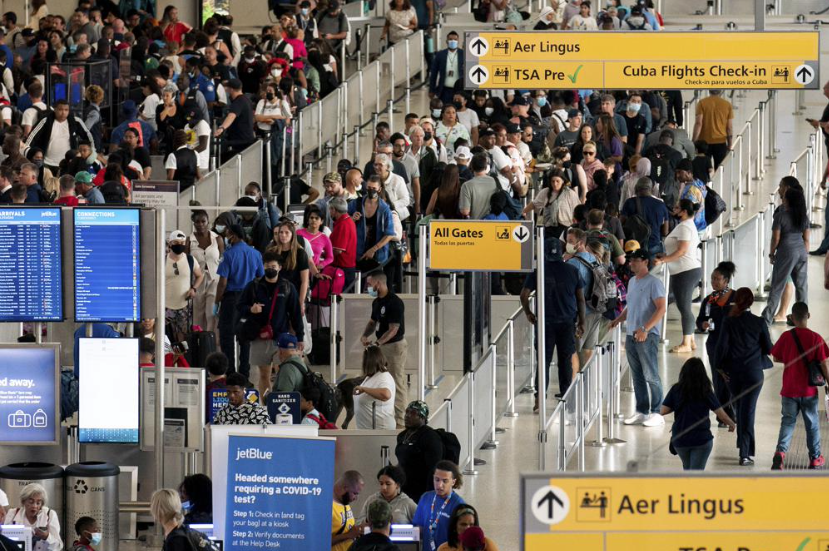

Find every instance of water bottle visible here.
[708,318,715,331]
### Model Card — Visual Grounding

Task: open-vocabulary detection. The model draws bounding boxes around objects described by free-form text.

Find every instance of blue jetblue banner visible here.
[225,434,335,551]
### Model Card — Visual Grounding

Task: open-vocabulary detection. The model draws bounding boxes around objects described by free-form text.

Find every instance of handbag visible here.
[790,329,826,387]
[258,285,280,341]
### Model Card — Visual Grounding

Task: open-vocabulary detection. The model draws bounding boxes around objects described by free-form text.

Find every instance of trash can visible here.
[64,462,119,551]
[0,462,65,524]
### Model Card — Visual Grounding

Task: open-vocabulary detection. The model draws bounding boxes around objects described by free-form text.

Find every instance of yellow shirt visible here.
[332,501,355,551]
[696,95,733,145]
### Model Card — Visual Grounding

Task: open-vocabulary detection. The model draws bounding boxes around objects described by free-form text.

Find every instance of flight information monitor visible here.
[74,208,141,322]
[0,208,63,321]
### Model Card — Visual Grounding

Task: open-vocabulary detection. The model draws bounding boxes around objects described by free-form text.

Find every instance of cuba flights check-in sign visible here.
[428,220,534,272]
[522,473,829,551]
[464,31,819,90]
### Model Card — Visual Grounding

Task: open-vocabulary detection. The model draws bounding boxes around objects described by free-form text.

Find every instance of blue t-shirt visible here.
[74,323,120,377]
[567,251,596,311]
[523,260,583,324]
[412,491,465,551]
[662,384,720,448]
[621,195,670,249]
[216,241,265,292]
[625,273,665,336]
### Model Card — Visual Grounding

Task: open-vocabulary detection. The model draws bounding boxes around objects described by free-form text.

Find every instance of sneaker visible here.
[810,250,827,256]
[810,455,825,469]
[739,457,754,466]
[643,413,665,427]
[623,413,646,425]
[771,451,785,470]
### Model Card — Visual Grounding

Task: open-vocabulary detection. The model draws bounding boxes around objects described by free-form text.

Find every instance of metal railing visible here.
[789,129,825,226]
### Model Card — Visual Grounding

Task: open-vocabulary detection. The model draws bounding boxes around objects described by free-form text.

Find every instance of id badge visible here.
[447,70,454,77]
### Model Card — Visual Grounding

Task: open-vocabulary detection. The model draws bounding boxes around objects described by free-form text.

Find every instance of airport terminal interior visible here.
[0,0,828,549]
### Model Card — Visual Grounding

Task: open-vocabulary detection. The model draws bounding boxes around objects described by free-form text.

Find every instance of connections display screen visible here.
[78,338,139,443]
[0,208,63,321]
[74,208,141,322]
[0,345,60,445]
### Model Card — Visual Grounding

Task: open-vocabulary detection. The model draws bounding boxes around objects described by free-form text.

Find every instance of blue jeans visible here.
[676,440,713,470]
[776,395,821,458]
[625,333,662,414]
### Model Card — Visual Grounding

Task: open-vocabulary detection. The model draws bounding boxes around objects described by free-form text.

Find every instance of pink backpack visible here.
[311,265,345,304]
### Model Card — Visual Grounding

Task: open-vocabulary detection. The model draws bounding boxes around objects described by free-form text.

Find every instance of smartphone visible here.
[806,118,817,123]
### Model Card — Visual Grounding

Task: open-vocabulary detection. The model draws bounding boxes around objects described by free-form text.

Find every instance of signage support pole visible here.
[536,227,547,470]
[154,212,166,542]
[418,225,427,402]
[754,0,765,31]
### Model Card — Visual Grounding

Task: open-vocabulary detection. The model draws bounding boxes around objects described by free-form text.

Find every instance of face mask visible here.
[271,68,282,77]
[566,243,577,255]
[366,189,379,199]
[536,97,547,108]
[628,102,642,113]
[432,108,441,118]
[90,533,102,546]
[170,243,186,254]
[33,159,43,168]
[247,194,260,202]
[245,55,255,62]
[423,131,433,141]
[215,224,226,234]
[485,107,494,116]
[562,160,572,169]
[447,39,458,49]
[453,101,463,110]
[367,287,378,298]
[301,7,309,15]
[266,92,274,100]
[264,268,279,279]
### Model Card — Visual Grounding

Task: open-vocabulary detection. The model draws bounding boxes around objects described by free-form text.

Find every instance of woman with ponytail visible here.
[714,287,773,466]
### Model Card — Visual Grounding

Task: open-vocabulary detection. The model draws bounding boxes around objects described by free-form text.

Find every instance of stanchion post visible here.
[418,225,427,401]
[506,319,518,417]
[536,227,547,470]
[330,296,338,385]
[427,295,438,389]
[660,265,670,345]
[488,348,499,447]
[405,38,411,116]
[463,372,479,475]
[589,346,606,447]
[604,337,626,444]
[576,374,585,471]
[154,213,166,497]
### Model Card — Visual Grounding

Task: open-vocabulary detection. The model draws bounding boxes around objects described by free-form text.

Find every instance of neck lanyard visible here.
[428,493,451,548]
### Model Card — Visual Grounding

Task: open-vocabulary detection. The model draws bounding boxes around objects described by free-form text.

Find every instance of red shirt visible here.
[771,328,829,398]
[163,21,192,44]
[54,196,79,206]
[330,212,357,269]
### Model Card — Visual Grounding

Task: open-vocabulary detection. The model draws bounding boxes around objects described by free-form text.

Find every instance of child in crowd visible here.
[71,516,101,551]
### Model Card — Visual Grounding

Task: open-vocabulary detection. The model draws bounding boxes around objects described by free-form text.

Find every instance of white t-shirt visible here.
[187,119,211,170]
[22,101,48,130]
[141,93,161,131]
[568,14,598,30]
[664,218,701,275]
[456,108,480,136]
[354,371,395,430]
[45,119,71,166]
[486,145,512,191]
[255,98,291,132]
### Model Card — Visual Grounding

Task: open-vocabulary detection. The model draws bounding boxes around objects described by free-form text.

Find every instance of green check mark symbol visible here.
[567,65,584,84]
[795,537,810,551]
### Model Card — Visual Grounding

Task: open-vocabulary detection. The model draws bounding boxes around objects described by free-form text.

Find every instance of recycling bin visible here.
[0,462,65,524]
[64,462,119,551]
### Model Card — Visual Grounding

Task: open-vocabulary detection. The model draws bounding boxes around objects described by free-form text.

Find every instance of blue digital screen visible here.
[0,208,63,322]
[74,209,141,322]
[0,346,59,445]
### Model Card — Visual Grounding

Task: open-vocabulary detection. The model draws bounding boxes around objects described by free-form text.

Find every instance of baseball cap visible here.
[226,78,243,90]
[627,248,651,261]
[454,146,472,160]
[168,230,187,242]
[406,400,429,420]
[277,333,298,349]
[510,95,528,106]
[323,171,342,183]
[623,239,641,253]
[74,171,93,184]
[506,122,521,134]
[479,127,495,138]
[568,109,582,119]
[122,99,138,117]
[459,526,486,549]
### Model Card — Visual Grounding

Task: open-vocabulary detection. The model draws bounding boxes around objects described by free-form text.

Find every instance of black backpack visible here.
[181,525,220,551]
[703,185,727,225]
[623,197,652,246]
[435,428,461,464]
[488,167,523,220]
[297,360,342,422]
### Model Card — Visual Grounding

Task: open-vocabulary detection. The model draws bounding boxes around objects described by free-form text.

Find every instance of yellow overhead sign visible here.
[428,220,534,272]
[523,474,829,551]
[465,31,820,90]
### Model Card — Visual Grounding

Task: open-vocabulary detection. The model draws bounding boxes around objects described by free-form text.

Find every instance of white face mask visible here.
[566,243,577,255]
[485,107,494,116]
[272,67,283,77]
[432,108,442,118]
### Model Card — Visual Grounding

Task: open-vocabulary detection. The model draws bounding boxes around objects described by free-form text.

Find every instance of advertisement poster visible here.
[225,435,335,551]
[0,347,58,444]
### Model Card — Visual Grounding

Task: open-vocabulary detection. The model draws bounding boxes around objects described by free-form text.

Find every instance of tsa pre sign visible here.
[225,434,335,551]
[522,474,829,551]
[428,220,533,272]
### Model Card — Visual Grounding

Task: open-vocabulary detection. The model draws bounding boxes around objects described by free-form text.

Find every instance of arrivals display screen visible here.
[0,208,63,321]
[0,345,60,445]
[74,208,141,322]
[78,338,139,443]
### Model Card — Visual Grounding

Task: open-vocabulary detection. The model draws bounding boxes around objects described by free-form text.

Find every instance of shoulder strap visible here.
[187,254,195,288]
[573,255,597,270]
[789,329,813,362]
[266,282,280,323]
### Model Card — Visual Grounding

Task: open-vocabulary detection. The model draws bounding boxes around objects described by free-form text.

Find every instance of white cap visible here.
[538,6,555,19]
[454,146,472,160]
[168,230,187,242]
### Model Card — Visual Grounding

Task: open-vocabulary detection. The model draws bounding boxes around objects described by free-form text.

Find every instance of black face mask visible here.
[266,92,274,101]
[366,189,379,199]
[170,244,186,254]
[423,132,433,141]
[264,268,279,279]
[562,160,572,169]
[453,101,463,109]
